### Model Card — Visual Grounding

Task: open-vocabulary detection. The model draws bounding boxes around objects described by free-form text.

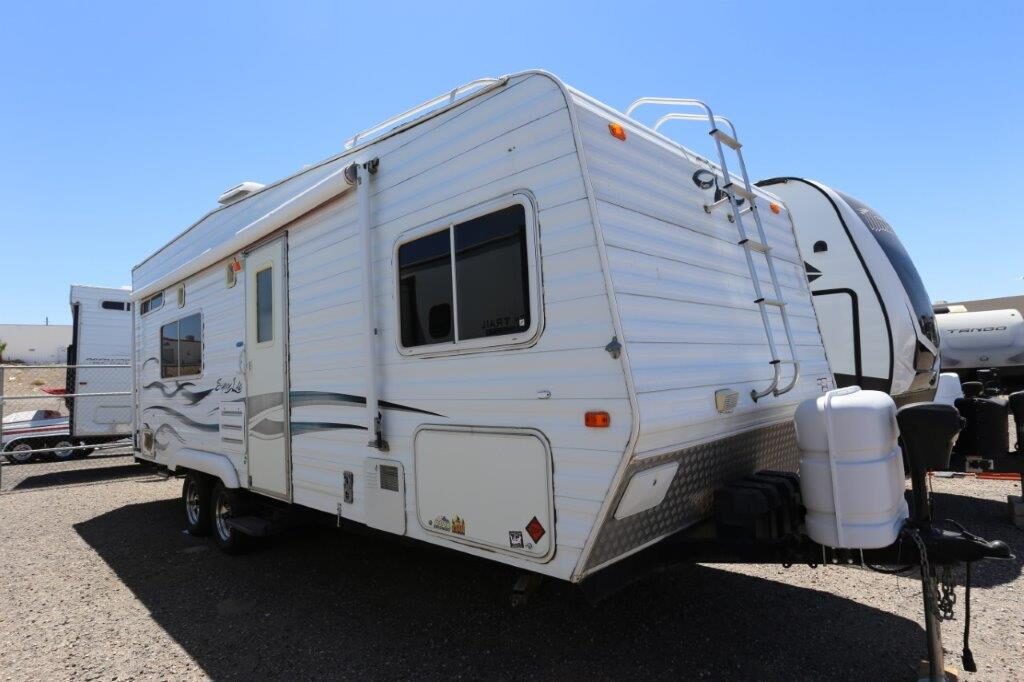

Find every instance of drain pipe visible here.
[352,159,387,451]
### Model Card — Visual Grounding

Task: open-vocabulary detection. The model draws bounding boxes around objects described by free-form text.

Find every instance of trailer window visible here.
[101,300,129,311]
[399,230,454,346]
[255,267,273,343]
[454,205,530,340]
[160,313,202,378]
[835,190,938,346]
[398,203,531,349]
[141,293,163,315]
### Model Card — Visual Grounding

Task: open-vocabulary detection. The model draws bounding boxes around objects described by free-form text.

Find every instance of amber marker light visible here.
[585,411,611,428]
[608,122,627,141]
[769,202,782,214]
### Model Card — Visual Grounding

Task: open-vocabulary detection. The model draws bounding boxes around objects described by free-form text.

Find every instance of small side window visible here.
[160,313,203,378]
[141,292,164,315]
[101,301,128,311]
[255,267,273,343]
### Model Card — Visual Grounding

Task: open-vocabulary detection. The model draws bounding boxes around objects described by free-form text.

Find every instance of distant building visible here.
[935,294,1024,316]
[0,324,72,363]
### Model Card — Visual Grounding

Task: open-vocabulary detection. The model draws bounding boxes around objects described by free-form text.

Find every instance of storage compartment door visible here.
[415,428,553,561]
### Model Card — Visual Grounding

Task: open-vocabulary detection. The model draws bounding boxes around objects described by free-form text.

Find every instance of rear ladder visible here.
[625,99,801,401]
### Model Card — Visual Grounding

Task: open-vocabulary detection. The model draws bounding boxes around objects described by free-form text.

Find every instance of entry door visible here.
[245,237,291,499]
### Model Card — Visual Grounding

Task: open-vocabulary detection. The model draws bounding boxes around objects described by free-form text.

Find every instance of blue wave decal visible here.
[250,417,365,439]
[142,357,160,369]
[143,381,215,405]
[292,421,366,435]
[288,391,445,417]
[143,406,220,432]
[153,423,186,452]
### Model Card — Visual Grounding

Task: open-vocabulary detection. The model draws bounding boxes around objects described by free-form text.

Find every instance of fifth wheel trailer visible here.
[66,285,133,446]
[935,308,1024,387]
[756,178,939,405]
[131,71,837,579]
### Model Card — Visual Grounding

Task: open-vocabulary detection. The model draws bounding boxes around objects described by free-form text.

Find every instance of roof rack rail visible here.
[344,77,506,150]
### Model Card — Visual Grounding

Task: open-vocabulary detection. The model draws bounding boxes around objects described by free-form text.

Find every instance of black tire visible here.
[182,473,213,536]
[210,482,250,554]
[4,442,37,464]
[51,439,77,462]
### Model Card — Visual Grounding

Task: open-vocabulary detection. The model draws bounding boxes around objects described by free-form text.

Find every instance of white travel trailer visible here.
[756,178,939,405]
[130,71,839,579]
[936,308,1024,383]
[67,285,133,446]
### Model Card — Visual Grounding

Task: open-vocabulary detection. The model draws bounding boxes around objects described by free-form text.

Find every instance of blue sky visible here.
[1,1,1021,324]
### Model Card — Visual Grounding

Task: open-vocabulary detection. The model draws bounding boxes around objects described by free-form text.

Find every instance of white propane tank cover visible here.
[795,387,908,549]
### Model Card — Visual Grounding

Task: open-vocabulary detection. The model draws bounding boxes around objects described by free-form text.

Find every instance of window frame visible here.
[252,260,276,348]
[159,311,204,380]
[393,192,542,357]
[140,292,164,315]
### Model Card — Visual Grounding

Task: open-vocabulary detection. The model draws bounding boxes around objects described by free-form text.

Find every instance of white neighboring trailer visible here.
[936,308,1024,382]
[131,71,834,581]
[756,178,939,404]
[67,285,133,441]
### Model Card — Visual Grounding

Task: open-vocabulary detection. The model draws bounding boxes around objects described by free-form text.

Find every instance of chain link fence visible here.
[1,364,133,487]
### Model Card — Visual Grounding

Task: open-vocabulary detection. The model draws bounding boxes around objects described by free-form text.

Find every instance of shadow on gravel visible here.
[0,454,142,491]
[76,500,929,681]
[4,458,148,491]
[7,464,149,492]
[930,491,1024,589]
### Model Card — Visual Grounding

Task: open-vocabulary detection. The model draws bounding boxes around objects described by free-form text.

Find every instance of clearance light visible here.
[585,411,611,428]
[231,259,243,272]
[608,122,627,141]
[769,202,782,215]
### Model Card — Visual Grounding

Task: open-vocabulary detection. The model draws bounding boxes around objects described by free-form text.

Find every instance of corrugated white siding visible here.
[71,286,132,363]
[133,73,630,581]
[285,74,627,579]
[134,264,247,472]
[572,94,832,456]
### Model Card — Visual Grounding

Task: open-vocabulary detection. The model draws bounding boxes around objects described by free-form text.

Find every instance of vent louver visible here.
[378,465,400,492]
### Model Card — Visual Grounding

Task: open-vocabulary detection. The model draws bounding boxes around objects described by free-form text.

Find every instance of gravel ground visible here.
[0,456,1021,681]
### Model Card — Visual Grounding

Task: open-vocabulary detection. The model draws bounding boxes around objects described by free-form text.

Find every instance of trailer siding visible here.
[570,96,832,457]
[134,73,631,580]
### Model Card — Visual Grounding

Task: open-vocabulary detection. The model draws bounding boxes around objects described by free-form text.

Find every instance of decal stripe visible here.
[143,406,220,432]
[288,391,446,417]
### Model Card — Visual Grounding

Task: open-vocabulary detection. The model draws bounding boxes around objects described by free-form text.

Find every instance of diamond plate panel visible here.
[583,421,798,573]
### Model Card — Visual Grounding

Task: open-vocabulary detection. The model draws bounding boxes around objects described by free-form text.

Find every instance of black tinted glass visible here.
[454,205,530,340]
[836,191,938,346]
[178,314,202,376]
[160,321,178,378]
[399,229,454,347]
[256,267,273,343]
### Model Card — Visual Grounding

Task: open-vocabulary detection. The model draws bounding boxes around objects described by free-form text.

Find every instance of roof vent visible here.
[217,181,265,206]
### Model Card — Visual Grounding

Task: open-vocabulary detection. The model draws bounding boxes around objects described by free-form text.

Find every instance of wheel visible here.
[210,482,250,554]
[182,473,213,536]
[5,442,36,464]
[51,439,76,461]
